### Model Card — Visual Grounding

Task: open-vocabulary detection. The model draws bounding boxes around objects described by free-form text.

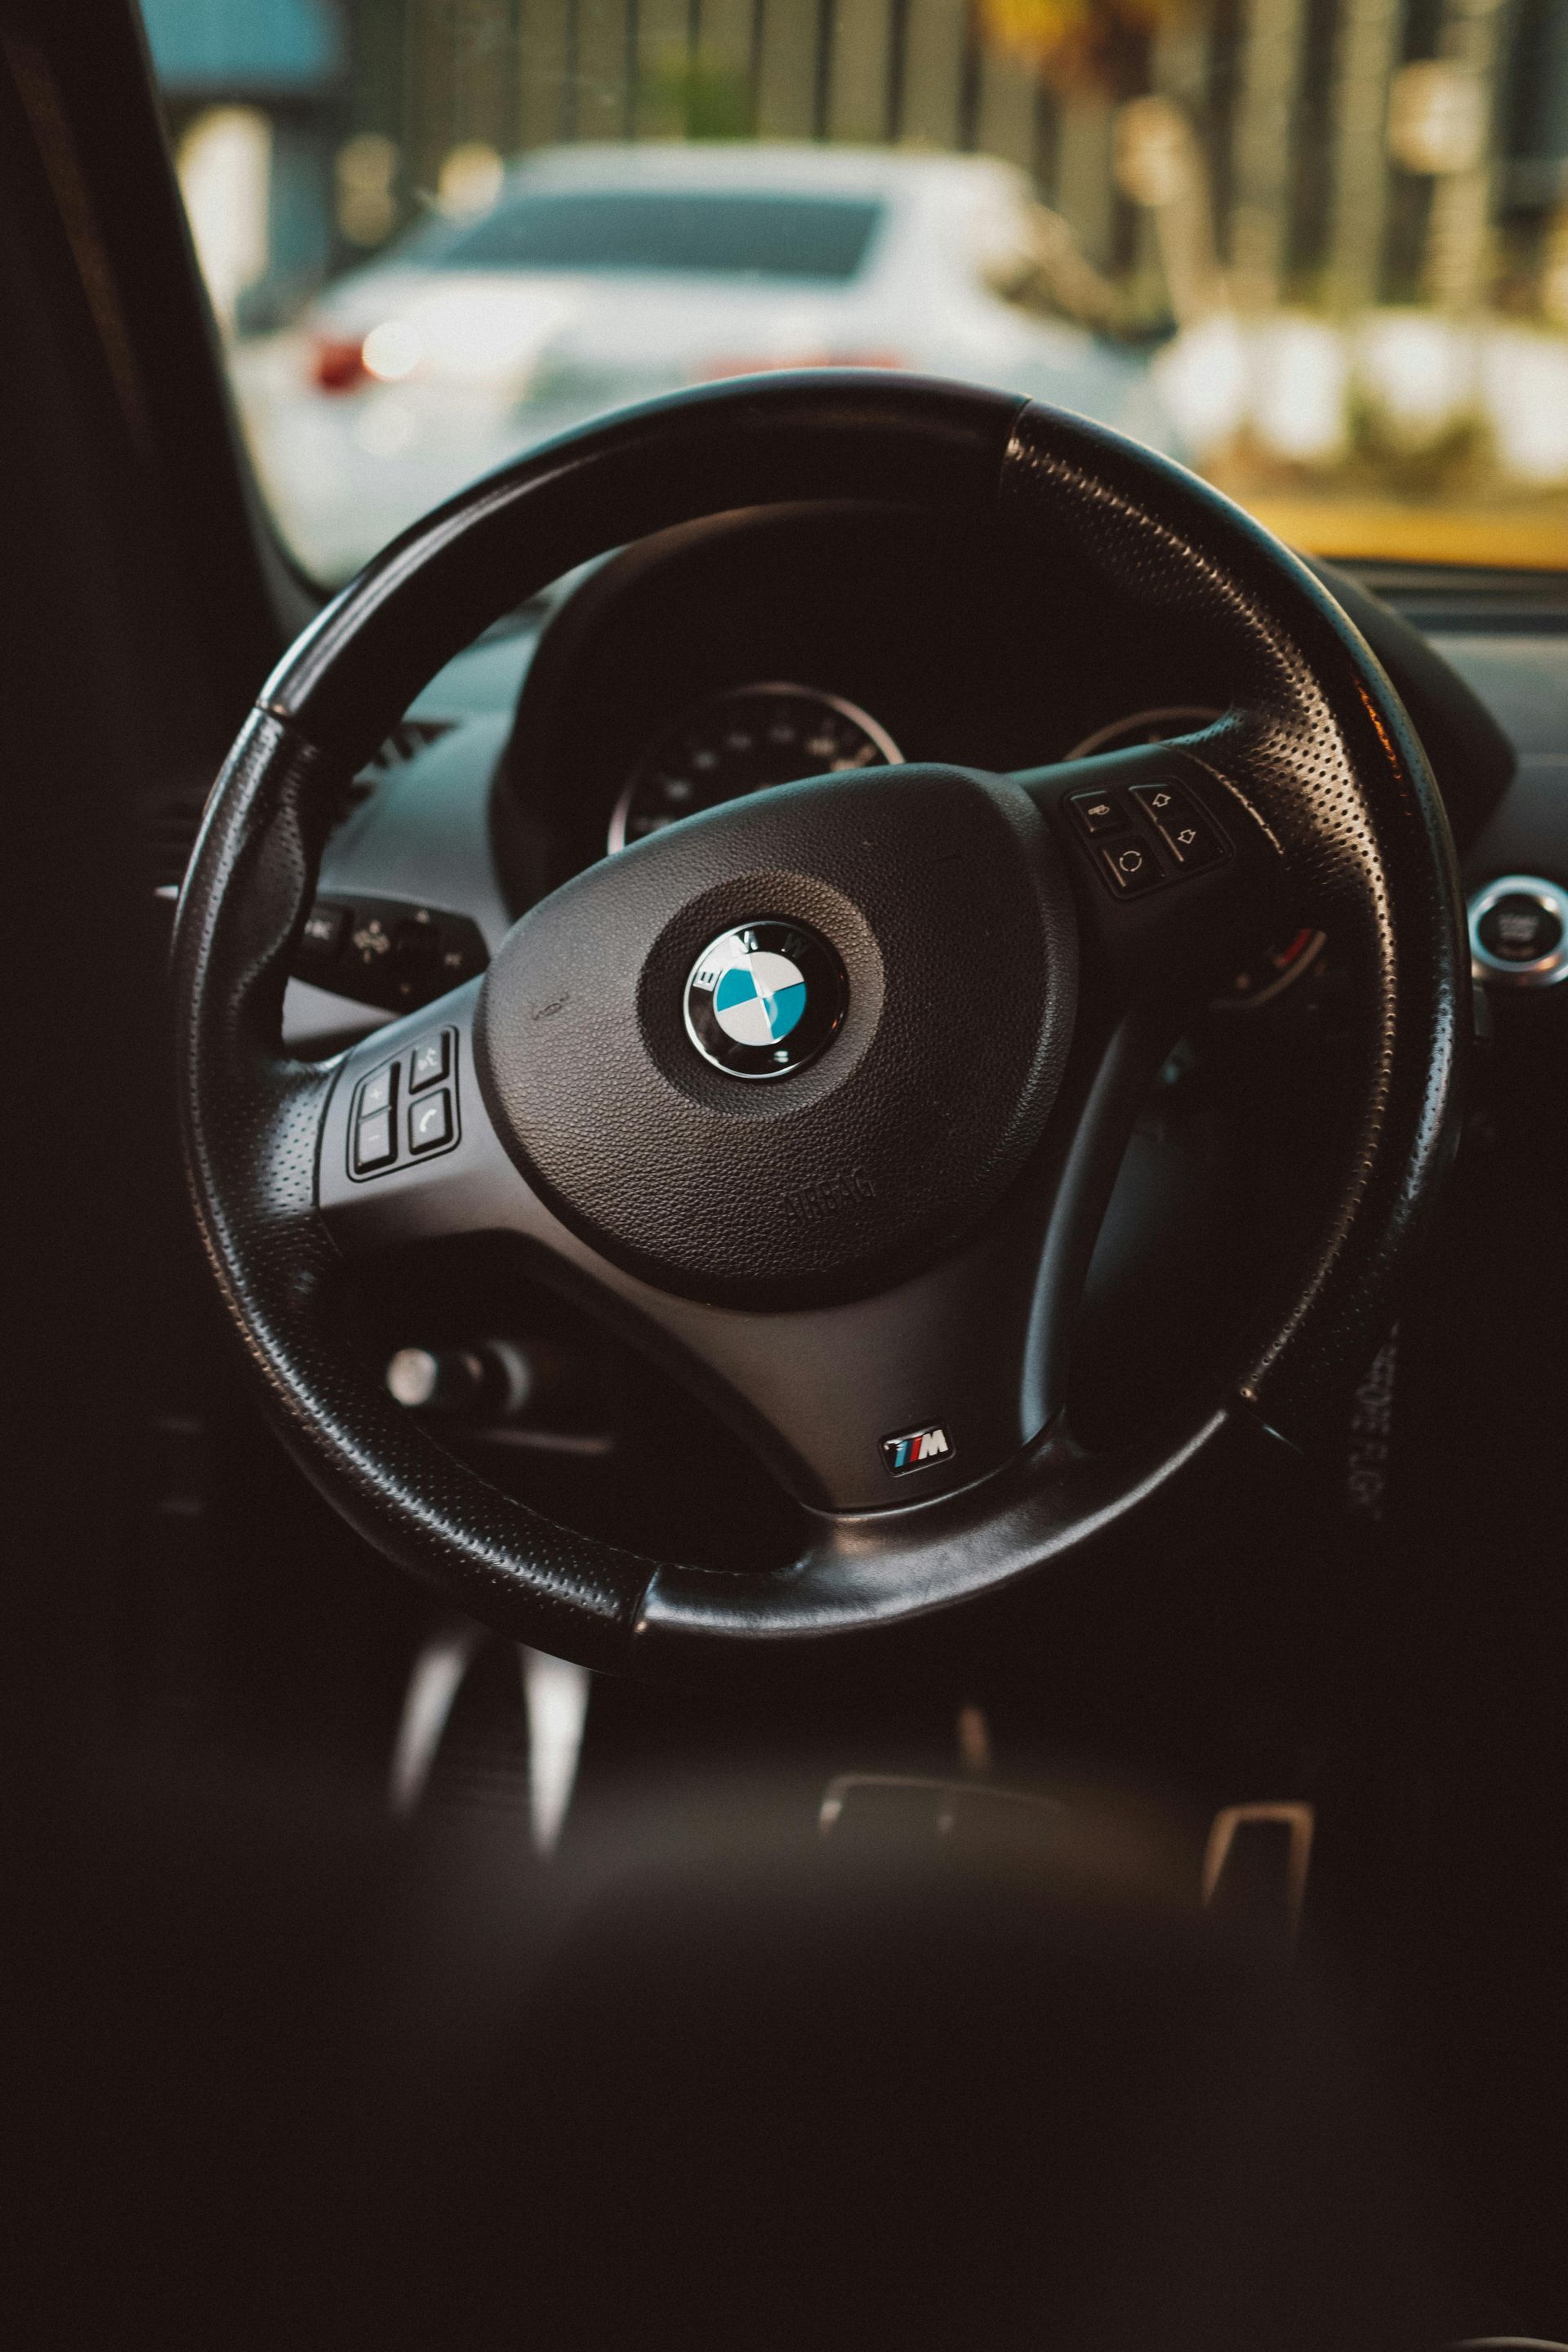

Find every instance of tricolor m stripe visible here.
[881,1423,953,1476]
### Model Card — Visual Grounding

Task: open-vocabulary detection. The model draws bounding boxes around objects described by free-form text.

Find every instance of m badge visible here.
[881,1423,953,1476]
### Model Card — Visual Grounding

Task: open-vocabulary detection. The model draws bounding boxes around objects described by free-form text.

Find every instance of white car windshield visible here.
[419,189,885,280]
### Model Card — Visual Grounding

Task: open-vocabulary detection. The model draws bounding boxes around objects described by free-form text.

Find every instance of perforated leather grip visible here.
[172,710,659,1665]
[999,405,1466,1430]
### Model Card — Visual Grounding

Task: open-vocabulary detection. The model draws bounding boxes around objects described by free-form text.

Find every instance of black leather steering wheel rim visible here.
[172,373,1467,1671]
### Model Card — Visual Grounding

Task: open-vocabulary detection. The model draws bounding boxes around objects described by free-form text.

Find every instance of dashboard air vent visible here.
[145,719,461,896]
[144,791,212,893]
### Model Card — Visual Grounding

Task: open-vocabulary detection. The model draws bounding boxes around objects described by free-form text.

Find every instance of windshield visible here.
[143,0,1568,584]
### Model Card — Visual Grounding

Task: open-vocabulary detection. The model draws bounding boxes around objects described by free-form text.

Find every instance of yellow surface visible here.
[1236,493,1568,569]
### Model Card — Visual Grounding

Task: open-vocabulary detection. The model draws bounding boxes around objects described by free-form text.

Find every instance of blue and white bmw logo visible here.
[684,920,847,1080]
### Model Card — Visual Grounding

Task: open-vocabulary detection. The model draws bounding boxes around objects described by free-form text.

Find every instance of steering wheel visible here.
[172,376,1465,1671]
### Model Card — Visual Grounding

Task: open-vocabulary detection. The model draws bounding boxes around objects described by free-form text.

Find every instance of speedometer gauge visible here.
[608,684,902,853]
[1066,706,1225,760]
[1064,705,1326,1011]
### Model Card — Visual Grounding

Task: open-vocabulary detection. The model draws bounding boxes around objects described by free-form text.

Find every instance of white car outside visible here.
[232,143,1174,581]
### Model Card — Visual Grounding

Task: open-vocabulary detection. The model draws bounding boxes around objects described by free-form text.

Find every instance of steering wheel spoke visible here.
[318,979,1159,1515]
[318,978,520,1254]
[1013,725,1294,1021]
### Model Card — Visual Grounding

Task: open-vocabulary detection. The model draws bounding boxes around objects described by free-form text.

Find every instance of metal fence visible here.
[351,3,1054,212]
[333,0,1568,316]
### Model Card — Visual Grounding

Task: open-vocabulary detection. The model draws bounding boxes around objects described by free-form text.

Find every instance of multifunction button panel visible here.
[347,1026,460,1180]
[1067,777,1229,898]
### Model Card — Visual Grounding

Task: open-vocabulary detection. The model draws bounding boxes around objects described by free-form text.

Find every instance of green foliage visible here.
[642,47,754,140]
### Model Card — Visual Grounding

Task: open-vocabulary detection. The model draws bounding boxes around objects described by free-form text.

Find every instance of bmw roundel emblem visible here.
[684,920,847,1080]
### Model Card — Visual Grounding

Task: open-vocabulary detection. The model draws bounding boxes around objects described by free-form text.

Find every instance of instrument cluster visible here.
[609,684,1325,1012]
[608,684,902,853]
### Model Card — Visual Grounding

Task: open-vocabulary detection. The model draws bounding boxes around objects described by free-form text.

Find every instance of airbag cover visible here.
[474,765,1077,1305]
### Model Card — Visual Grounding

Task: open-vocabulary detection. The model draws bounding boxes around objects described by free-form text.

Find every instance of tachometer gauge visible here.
[609,683,902,853]
[1064,706,1326,1011]
[1212,924,1327,1008]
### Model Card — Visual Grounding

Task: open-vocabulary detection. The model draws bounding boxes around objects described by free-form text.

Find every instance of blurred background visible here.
[140,0,1568,578]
